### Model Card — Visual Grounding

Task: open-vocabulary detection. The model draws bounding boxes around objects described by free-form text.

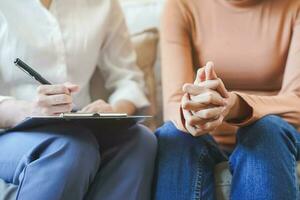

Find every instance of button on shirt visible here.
[0,0,149,109]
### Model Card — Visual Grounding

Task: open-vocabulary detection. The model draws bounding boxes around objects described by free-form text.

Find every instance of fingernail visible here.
[207,61,214,67]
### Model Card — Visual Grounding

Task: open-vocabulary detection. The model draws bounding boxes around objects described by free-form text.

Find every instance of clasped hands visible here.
[181,62,238,137]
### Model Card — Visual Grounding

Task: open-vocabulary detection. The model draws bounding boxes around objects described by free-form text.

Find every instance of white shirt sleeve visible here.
[97,0,150,109]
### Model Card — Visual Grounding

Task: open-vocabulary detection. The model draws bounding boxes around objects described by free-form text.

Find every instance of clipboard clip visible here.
[60,113,128,118]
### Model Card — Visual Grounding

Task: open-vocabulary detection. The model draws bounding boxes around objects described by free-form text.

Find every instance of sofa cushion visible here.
[132,28,159,129]
[215,162,232,200]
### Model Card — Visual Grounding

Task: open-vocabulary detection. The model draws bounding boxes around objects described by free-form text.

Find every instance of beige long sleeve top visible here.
[161,0,300,145]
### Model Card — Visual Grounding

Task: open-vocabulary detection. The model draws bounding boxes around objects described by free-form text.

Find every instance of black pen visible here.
[14,58,77,112]
[14,58,52,85]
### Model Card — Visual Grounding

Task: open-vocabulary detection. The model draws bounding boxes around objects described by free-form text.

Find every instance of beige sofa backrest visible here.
[89,28,159,130]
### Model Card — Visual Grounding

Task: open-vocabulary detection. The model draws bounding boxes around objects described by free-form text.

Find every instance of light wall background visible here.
[119,0,165,33]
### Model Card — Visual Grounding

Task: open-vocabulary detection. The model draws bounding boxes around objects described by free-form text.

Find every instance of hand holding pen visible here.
[34,83,79,115]
[14,58,79,115]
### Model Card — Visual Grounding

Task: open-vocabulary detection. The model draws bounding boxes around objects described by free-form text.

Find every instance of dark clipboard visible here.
[5,113,151,132]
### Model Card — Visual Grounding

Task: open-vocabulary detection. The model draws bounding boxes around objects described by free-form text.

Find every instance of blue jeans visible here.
[0,123,157,200]
[153,115,300,200]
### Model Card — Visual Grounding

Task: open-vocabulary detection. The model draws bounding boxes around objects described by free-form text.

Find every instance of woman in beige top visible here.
[153,0,300,199]
[0,0,157,199]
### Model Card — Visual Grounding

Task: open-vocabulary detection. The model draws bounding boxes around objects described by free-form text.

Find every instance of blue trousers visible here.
[0,123,157,200]
[154,115,300,200]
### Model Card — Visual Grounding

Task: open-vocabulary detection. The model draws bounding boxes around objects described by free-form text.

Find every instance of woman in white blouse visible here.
[0,0,157,199]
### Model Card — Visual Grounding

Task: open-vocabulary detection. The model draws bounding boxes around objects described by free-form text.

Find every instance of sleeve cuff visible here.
[108,82,150,109]
[226,92,261,127]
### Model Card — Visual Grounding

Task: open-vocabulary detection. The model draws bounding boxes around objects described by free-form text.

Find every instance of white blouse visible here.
[0,0,149,109]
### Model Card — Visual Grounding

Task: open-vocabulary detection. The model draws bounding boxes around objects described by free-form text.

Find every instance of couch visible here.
[0,0,298,199]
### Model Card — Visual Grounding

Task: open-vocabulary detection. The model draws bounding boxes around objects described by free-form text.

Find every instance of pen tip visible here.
[14,58,19,65]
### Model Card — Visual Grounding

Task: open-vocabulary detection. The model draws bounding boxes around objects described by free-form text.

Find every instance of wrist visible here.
[225,92,252,123]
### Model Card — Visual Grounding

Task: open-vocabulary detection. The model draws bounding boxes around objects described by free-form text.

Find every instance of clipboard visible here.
[7,113,151,132]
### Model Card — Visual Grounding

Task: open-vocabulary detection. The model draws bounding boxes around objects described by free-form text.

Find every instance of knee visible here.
[240,115,286,132]
[236,115,296,154]
[154,123,217,187]
[230,116,299,175]
[155,122,211,156]
[155,121,192,144]
[155,121,186,139]
[130,124,157,157]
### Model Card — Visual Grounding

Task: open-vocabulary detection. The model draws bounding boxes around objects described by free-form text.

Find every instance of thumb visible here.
[64,82,80,93]
[205,61,218,81]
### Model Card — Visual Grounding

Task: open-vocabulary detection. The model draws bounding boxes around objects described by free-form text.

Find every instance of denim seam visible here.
[192,152,205,200]
[296,142,300,160]
[292,155,298,200]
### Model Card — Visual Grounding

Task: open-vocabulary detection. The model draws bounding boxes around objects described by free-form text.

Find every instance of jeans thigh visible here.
[0,123,98,183]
